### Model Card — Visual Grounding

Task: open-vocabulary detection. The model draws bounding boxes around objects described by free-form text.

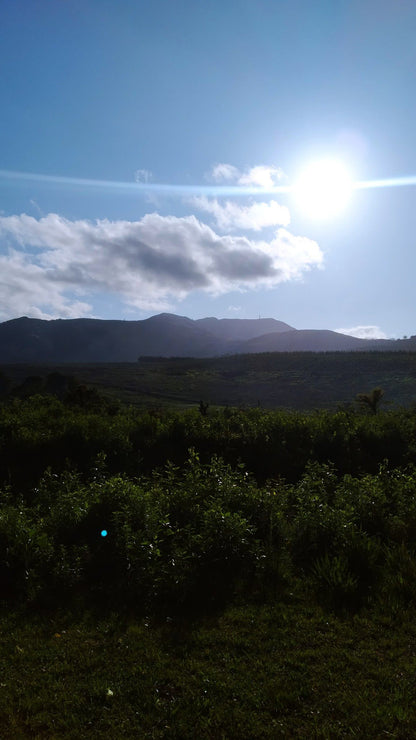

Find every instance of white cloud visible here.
[210,163,241,182]
[192,197,290,231]
[336,325,387,339]
[238,165,284,188]
[134,169,152,183]
[208,163,284,188]
[0,248,92,321]
[0,212,322,320]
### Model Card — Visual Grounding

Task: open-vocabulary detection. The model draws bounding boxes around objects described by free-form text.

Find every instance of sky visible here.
[1,0,416,339]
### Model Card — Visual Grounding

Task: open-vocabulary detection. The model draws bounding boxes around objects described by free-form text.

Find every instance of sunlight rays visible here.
[2,168,416,199]
[0,169,291,197]
[354,175,416,190]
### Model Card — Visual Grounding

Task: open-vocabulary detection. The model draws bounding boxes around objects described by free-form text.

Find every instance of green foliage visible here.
[2,394,416,494]
[1,396,416,618]
[356,387,385,414]
[198,399,209,416]
[4,351,416,409]
[0,496,54,602]
[312,553,358,610]
[0,452,262,614]
[0,447,415,618]
[380,542,416,611]
[311,532,381,611]
[286,462,350,568]
[3,384,416,736]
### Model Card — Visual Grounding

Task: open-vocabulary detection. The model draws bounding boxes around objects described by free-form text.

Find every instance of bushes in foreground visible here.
[2,452,416,616]
[2,395,416,494]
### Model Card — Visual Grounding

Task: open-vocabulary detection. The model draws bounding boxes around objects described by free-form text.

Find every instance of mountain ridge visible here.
[0,313,415,362]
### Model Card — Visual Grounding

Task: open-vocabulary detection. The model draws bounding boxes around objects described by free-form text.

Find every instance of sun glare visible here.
[294,159,353,220]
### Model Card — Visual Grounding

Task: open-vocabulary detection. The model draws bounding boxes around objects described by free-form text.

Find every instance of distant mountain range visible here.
[0,313,415,362]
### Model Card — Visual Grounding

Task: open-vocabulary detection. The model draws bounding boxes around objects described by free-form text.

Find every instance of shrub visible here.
[379,543,416,612]
[311,553,358,611]
[0,493,54,603]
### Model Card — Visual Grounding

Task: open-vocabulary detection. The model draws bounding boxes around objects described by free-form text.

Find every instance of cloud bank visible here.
[0,211,322,320]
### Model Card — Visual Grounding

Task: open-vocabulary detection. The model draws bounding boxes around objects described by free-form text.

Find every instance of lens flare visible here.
[2,168,416,203]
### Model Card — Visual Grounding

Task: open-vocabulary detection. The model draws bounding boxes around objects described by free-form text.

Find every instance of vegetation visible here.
[2,385,416,735]
[3,349,416,410]
[356,386,385,414]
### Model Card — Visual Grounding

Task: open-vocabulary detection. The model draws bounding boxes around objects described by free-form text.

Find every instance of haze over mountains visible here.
[0,313,415,363]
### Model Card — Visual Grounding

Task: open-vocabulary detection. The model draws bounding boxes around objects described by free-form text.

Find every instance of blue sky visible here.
[1,0,416,338]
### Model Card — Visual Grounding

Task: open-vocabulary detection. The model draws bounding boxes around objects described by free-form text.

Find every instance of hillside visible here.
[3,351,416,410]
[241,329,373,352]
[195,316,294,341]
[1,313,416,363]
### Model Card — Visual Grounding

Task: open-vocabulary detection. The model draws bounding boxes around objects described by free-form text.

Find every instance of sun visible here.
[293,159,353,220]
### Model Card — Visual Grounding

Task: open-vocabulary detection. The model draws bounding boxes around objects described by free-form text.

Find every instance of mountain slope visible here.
[239,329,371,353]
[0,314,226,362]
[0,314,415,362]
[195,317,294,341]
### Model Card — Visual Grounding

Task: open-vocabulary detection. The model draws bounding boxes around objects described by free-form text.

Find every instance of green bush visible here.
[0,492,54,603]
[3,395,416,616]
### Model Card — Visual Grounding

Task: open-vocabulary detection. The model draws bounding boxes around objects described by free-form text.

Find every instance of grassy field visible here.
[3,350,416,409]
[2,597,416,738]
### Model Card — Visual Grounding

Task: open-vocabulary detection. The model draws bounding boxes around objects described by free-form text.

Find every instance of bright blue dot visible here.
[101,529,108,537]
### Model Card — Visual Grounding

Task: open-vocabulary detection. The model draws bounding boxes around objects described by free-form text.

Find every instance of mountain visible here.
[238,329,372,353]
[0,314,225,362]
[195,317,294,341]
[0,313,415,362]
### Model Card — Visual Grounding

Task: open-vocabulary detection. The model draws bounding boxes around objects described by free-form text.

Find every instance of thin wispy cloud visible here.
[0,212,322,320]
[227,305,242,313]
[134,169,152,183]
[29,199,43,217]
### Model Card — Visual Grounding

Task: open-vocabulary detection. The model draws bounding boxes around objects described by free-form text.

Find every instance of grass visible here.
[2,593,416,738]
[4,350,416,409]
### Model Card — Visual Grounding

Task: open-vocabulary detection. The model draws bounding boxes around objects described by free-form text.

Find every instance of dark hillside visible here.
[196,316,294,340]
[242,329,375,352]
[0,314,226,362]
[1,313,416,363]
